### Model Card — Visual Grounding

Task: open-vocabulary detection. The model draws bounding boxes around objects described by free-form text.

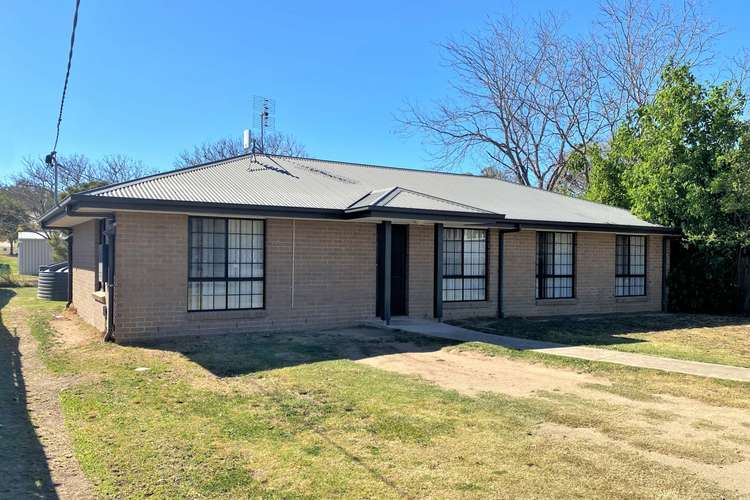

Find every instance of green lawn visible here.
[0,254,18,273]
[0,254,37,286]
[451,314,750,368]
[5,288,750,499]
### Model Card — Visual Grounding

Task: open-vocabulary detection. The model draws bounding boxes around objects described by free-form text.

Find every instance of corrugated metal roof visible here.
[347,187,493,213]
[18,231,49,240]
[384,190,489,212]
[85,154,661,228]
[348,188,396,210]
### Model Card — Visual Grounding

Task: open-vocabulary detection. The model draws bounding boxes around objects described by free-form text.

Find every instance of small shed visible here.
[18,231,53,275]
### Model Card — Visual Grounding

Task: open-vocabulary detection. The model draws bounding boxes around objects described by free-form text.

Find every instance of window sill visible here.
[443,300,490,309]
[91,291,106,304]
[615,296,649,303]
[187,309,267,321]
[535,298,578,306]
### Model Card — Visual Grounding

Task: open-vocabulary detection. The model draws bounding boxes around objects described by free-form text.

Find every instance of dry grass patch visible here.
[453,313,750,368]
[0,255,37,287]
[6,290,749,499]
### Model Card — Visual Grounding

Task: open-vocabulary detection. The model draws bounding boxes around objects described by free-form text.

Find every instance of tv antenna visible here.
[253,95,275,153]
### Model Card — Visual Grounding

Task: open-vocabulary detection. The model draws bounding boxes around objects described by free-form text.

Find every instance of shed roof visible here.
[18,231,48,240]
[42,153,673,233]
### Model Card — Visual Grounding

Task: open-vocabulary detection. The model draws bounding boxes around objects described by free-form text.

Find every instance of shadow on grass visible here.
[134,327,460,497]
[0,288,58,499]
[450,313,750,348]
[134,313,750,377]
[140,326,459,378]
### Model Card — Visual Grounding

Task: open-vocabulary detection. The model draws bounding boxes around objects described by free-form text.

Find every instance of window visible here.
[188,217,264,311]
[536,232,575,299]
[443,228,487,302]
[616,235,646,296]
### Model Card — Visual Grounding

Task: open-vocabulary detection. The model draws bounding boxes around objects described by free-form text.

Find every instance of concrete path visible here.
[371,318,750,383]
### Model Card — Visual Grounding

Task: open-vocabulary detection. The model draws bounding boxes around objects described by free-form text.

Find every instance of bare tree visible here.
[594,0,720,122]
[11,155,94,221]
[723,47,750,96]
[98,154,153,183]
[174,132,307,168]
[0,186,30,254]
[402,0,721,191]
[402,13,607,190]
[10,154,155,225]
[479,165,513,182]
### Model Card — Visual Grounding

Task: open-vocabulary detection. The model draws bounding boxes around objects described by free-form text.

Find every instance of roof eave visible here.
[503,218,681,235]
[39,196,74,228]
[346,206,506,223]
[42,195,680,235]
[58,195,347,222]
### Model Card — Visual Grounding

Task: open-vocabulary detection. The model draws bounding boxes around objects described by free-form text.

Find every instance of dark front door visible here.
[390,224,408,316]
[376,223,409,318]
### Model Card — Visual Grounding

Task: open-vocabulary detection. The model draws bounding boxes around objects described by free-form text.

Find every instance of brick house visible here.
[41,154,678,343]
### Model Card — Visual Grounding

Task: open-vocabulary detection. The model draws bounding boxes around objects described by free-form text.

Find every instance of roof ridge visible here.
[346,187,398,209]
[392,188,494,213]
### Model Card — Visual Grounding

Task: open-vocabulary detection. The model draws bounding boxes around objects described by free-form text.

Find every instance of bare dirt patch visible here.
[358,348,606,397]
[51,311,101,348]
[359,346,750,496]
[539,422,750,497]
[2,305,94,499]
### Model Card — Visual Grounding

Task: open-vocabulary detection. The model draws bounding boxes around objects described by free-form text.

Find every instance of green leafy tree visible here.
[556,144,606,197]
[587,65,750,311]
[586,131,632,209]
[47,232,68,263]
[59,180,108,201]
[0,187,30,254]
[711,134,750,247]
[712,134,750,310]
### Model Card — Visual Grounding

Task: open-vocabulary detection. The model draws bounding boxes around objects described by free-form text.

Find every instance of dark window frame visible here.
[442,228,489,303]
[536,231,576,299]
[615,235,647,297]
[187,216,266,312]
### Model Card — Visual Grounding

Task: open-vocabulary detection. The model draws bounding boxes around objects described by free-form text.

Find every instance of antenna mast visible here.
[252,96,276,153]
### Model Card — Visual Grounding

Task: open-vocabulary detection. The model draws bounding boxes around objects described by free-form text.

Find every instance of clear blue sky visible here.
[1,0,747,180]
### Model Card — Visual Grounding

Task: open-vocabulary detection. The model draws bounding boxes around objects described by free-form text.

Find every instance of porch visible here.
[375,222,517,325]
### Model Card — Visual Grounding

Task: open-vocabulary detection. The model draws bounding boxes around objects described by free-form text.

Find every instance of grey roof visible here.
[347,186,494,214]
[18,231,48,240]
[68,154,664,230]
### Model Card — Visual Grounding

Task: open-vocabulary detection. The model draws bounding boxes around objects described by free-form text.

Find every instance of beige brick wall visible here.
[407,225,434,318]
[71,220,106,331]
[502,230,664,316]
[112,213,376,342]
[68,214,667,341]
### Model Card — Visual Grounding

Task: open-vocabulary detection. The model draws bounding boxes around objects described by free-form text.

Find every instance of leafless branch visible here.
[174,133,307,168]
[401,0,722,192]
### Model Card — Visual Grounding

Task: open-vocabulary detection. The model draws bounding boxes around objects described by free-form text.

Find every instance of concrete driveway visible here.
[372,317,750,382]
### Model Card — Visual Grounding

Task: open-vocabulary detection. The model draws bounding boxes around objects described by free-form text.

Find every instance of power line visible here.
[51,0,82,153]
[47,0,82,204]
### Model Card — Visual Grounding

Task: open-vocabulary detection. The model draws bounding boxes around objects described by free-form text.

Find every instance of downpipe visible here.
[47,208,118,342]
[63,229,73,308]
[103,218,116,342]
